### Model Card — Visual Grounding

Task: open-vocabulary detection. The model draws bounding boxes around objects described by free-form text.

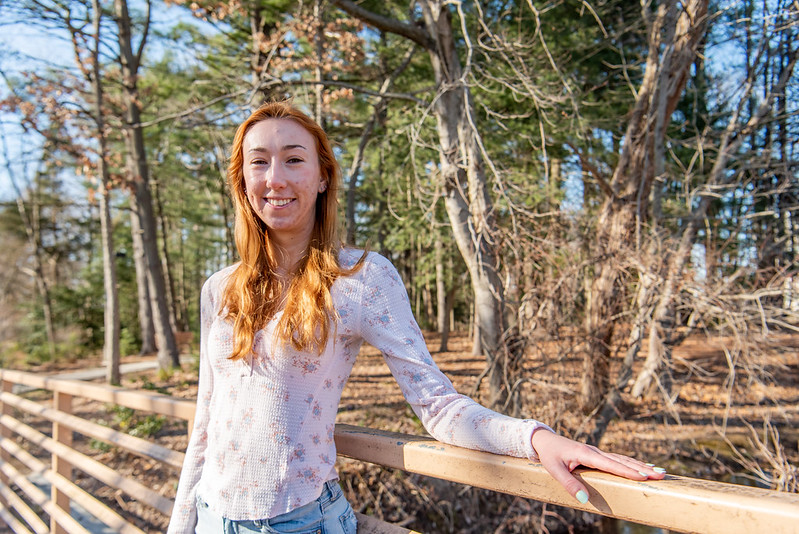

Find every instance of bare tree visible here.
[332,0,511,406]
[114,0,180,369]
[88,0,122,383]
[630,26,799,398]
[581,0,709,412]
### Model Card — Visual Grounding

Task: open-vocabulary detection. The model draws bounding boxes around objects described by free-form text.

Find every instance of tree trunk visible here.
[332,0,515,407]
[582,0,709,412]
[88,0,121,384]
[153,175,182,331]
[8,167,57,359]
[213,141,236,264]
[420,1,507,406]
[345,107,380,245]
[435,235,449,352]
[313,0,325,128]
[130,208,156,354]
[345,44,413,244]
[115,0,179,370]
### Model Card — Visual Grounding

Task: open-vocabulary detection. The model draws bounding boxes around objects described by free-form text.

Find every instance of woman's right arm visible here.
[167,276,217,534]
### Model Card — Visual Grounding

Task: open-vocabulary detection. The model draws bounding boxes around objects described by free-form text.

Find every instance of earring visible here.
[319,182,327,193]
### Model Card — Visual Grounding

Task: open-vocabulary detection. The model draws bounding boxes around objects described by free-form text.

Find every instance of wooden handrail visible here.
[334,425,799,534]
[0,369,195,421]
[0,392,185,469]
[1,369,798,534]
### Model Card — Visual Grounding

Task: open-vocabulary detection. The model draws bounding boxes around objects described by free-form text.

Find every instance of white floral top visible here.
[168,250,551,533]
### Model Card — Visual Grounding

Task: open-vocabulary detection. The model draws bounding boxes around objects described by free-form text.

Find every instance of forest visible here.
[0,0,797,530]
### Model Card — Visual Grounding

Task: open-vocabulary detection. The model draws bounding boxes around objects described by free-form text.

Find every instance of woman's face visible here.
[242,119,326,247]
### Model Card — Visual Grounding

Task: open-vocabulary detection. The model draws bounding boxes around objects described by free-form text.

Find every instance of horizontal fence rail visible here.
[334,425,799,534]
[1,368,798,533]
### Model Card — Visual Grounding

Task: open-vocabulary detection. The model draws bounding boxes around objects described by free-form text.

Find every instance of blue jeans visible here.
[195,480,357,534]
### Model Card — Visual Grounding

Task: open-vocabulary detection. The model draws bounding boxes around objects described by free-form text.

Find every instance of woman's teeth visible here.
[268,198,293,207]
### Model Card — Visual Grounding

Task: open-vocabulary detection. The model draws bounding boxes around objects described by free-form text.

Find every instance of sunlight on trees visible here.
[0,0,796,507]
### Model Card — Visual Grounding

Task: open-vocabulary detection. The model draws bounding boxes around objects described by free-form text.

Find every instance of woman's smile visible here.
[266,197,295,207]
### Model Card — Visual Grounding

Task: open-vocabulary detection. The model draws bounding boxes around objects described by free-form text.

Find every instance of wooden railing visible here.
[0,368,797,534]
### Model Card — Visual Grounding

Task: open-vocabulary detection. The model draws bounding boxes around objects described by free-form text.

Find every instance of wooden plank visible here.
[0,391,185,469]
[354,512,421,534]
[52,391,73,534]
[0,415,174,516]
[0,497,34,534]
[0,370,195,421]
[0,461,90,534]
[1,437,146,534]
[1,378,14,510]
[2,369,797,534]
[334,424,799,534]
[0,480,48,534]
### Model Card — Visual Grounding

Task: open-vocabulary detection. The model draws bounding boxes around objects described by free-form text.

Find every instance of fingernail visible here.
[653,467,666,474]
[639,471,649,477]
[645,463,655,467]
[575,490,589,504]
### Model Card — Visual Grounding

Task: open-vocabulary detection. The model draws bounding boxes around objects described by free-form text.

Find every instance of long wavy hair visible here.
[222,101,362,359]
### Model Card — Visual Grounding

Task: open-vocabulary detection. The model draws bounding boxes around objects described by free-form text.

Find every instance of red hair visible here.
[223,101,362,359]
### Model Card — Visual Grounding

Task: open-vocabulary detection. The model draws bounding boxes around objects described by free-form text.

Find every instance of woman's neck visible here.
[270,235,310,277]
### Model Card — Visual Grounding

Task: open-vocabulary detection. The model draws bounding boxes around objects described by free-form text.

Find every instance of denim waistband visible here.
[206,479,342,530]
[317,478,342,509]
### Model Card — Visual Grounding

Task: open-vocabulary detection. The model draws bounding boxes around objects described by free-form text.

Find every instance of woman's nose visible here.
[265,163,287,189]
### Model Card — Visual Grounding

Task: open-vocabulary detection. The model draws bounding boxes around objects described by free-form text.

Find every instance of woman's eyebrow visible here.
[283,144,308,151]
[247,144,308,153]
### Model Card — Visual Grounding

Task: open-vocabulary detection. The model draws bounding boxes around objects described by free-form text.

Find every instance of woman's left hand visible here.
[531,429,666,504]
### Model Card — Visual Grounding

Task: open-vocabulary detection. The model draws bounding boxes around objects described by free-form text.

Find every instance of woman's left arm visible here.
[356,253,665,503]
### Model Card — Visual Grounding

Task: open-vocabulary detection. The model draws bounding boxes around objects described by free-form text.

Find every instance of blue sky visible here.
[0,1,216,200]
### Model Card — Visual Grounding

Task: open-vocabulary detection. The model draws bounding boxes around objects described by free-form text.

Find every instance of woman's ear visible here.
[319,181,328,193]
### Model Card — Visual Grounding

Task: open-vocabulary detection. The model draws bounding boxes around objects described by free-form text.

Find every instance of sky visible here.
[0,0,215,201]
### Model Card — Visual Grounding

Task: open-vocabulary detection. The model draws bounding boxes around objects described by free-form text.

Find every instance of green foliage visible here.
[109,405,166,439]
[1,0,794,366]
[89,438,113,453]
[156,366,175,382]
[140,376,169,395]
[119,328,138,357]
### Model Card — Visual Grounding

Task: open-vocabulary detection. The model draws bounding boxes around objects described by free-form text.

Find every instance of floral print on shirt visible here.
[167,250,552,534]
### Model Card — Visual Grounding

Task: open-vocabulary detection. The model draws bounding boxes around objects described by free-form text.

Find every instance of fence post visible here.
[0,378,12,509]
[52,390,73,534]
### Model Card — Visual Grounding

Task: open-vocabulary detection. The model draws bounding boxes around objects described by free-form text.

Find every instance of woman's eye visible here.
[252,159,267,165]
[287,157,303,164]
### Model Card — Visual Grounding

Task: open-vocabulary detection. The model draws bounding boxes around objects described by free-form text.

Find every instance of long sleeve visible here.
[168,276,218,534]
[356,253,552,460]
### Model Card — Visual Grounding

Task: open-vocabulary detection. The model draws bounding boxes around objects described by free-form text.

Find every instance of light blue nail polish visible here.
[645,463,655,467]
[639,471,649,477]
[653,467,666,474]
[576,490,589,504]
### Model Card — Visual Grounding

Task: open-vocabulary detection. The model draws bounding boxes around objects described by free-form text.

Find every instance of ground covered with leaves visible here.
[6,330,798,533]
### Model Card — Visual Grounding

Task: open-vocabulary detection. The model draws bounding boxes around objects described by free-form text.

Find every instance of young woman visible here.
[168,102,665,534]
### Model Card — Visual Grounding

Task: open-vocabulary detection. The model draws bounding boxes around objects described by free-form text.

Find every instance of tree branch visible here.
[135,0,151,67]
[330,0,435,50]
[565,140,617,200]
[136,88,251,128]
[257,77,431,106]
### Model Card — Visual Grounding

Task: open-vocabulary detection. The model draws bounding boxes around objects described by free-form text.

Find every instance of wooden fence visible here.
[0,368,797,534]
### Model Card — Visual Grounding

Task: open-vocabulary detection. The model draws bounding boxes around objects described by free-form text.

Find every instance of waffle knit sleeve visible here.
[167,275,218,534]
[357,253,553,461]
